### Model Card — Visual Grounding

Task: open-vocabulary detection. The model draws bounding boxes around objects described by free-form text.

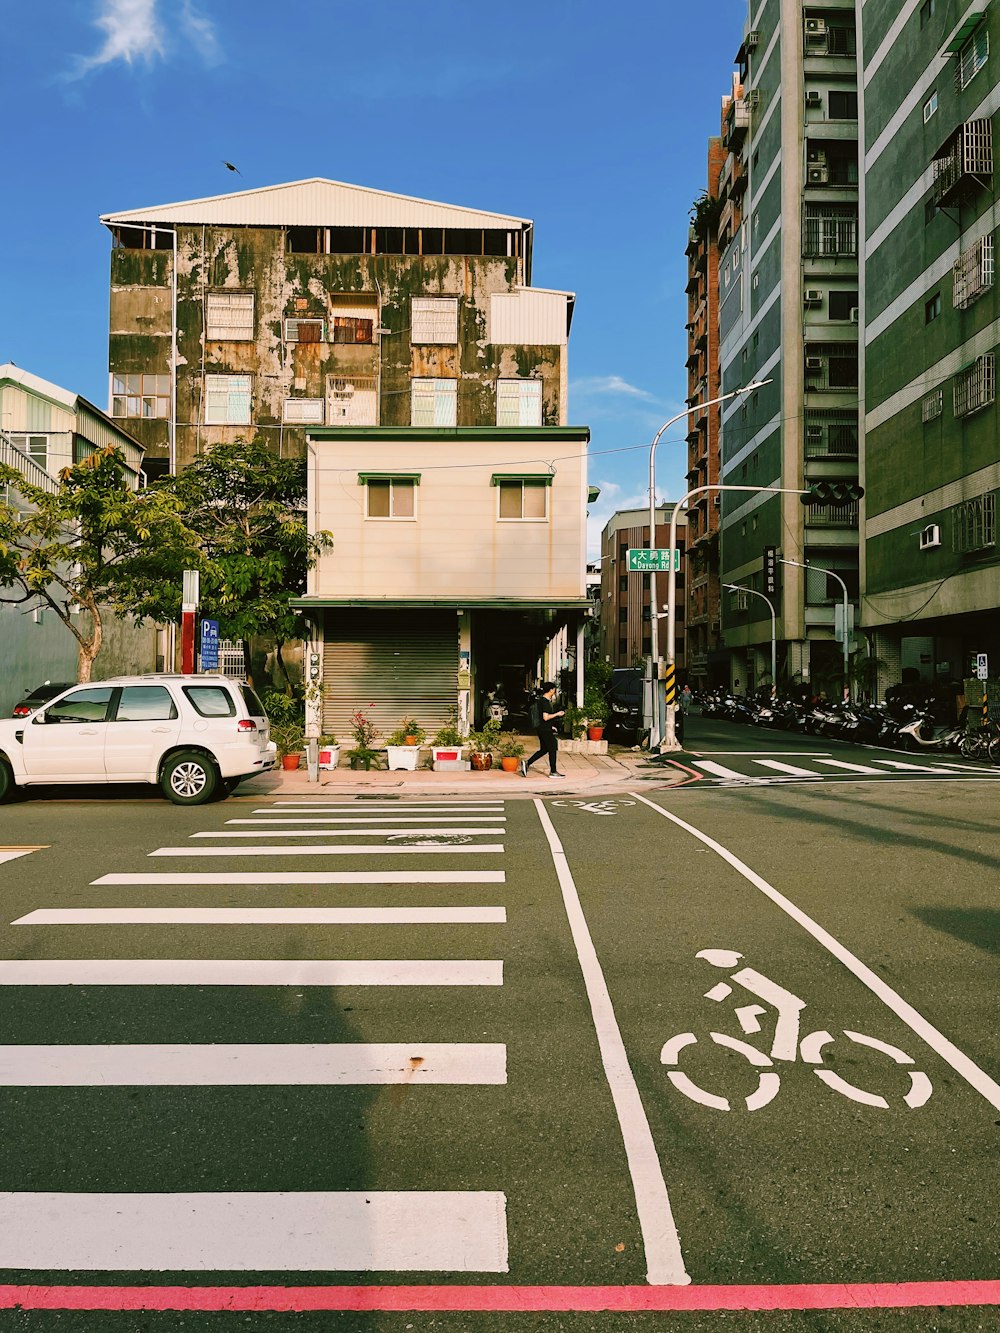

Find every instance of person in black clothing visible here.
[521,681,565,777]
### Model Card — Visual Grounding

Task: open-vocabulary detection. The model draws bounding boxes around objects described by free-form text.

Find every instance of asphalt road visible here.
[0,719,997,1331]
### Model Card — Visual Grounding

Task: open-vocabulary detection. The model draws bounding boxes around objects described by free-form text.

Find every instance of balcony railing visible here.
[933,120,993,208]
[806,503,859,527]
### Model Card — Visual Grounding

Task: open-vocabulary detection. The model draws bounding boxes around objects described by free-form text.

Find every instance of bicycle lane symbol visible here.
[551,799,637,816]
[660,949,933,1112]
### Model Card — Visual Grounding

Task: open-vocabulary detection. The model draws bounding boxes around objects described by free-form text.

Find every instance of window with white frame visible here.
[362,475,417,519]
[494,476,549,520]
[8,434,49,471]
[411,377,457,427]
[922,389,944,422]
[923,90,938,122]
[953,353,995,418]
[496,378,542,427]
[952,235,995,309]
[282,398,325,424]
[111,373,170,419]
[204,374,252,425]
[411,297,458,344]
[957,23,988,90]
[206,292,254,341]
[283,317,326,343]
[327,377,377,425]
[955,492,996,552]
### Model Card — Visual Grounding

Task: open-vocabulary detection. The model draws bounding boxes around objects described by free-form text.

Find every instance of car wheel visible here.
[0,759,16,805]
[161,751,218,806]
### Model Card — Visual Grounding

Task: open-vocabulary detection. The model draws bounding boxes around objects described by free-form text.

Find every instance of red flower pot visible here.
[281,754,301,771]
[587,725,605,741]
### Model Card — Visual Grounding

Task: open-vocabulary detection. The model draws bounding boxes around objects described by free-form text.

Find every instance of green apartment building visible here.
[859,1,998,692]
[720,0,862,695]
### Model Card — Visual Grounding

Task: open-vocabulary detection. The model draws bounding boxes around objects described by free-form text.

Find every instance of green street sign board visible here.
[627,548,680,572]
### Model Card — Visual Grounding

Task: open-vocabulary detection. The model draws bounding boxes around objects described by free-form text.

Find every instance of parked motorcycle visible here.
[894,705,965,753]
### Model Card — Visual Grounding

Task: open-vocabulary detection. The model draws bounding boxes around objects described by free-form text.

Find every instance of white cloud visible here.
[71,0,219,76]
[570,375,657,401]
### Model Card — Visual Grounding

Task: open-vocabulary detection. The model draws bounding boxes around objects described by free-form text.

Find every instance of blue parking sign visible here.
[201,619,219,671]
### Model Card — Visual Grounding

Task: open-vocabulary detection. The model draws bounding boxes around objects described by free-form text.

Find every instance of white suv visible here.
[0,675,276,806]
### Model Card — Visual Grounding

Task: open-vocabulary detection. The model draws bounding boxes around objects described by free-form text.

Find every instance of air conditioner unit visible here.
[806,425,824,440]
[919,523,941,550]
[807,166,829,184]
[806,90,823,106]
[804,289,823,305]
[805,356,823,371]
[745,29,760,49]
[807,147,827,163]
[805,17,827,36]
[745,89,761,108]
[849,307,859,323]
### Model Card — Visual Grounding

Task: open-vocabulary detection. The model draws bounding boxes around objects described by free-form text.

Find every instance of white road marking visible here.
[193,828,505,838]
[814,759,885,775]
[533,799,689,1286]
[871,758,951,773]
[231,816,507,824]
[0,1043,507,1085]
[148,844,506,857]
[93,872,505,886]
[692,761,762,782]
[752,761,823,777]
[0,1191,509,1272]
[14,906,507,926]
[267,804,504,812]
[0,848,45,864]
[632,792,1000,1113]
[688,752,830,757]
[0,959,503,986]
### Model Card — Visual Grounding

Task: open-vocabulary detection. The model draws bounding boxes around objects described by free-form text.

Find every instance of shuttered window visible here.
[282,398,325,424]
[496,378,543,426]
[411,378,457,427]
[412,297,458,344]
[327,377,378,425]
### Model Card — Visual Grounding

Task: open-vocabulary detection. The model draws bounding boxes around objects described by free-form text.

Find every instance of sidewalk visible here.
[234,739,684,799]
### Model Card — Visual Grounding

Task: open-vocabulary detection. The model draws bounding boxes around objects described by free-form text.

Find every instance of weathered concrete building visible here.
[100,180,589,735]
[719,3,861,696]
[858,2,999,690]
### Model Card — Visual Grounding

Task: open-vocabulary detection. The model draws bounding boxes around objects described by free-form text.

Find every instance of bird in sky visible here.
[222,161,241,174]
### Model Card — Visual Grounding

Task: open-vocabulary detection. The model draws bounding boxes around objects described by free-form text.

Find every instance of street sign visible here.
[834,603,855,644]
[200,619,220,672]
[627,548,680,572]
[763,545,777,596]
[976,653,989,681]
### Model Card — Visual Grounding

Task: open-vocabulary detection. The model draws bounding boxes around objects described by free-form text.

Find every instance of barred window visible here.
[803,205,858,256]
[953,353,996,418]
[953,235,995,309]
[206,292,254,341]
[954,493,996,552]
[921,389,943,422]
[957,24,989,91]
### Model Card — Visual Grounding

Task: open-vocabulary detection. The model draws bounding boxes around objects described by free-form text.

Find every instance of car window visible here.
[183,685,236,718]
[41,687,114,724]
[115,686,178,722]
[240,685,266,718]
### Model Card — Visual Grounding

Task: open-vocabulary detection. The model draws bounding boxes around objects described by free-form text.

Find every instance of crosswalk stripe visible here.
[0,1042,508,1085]
[814,759,885,774]
[870,758,949,773]
[693,760,763,782]
[936,762,997,772]
[0,848,46,864]
[267,804,504,812]
[93,872,505,885]
[751,760,823,777]
[149,844,506,857]
[0,959,504,986]
[231,816,506,824]
[193,828,505,839]
[0,1191,509,1272]
[13,906,507,926]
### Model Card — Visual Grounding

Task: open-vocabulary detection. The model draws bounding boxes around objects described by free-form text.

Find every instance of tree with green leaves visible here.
[0,447,200,682]
[161,437,332,686]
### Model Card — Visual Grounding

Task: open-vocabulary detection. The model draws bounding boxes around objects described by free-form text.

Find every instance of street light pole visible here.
[646,380,771,746]
[780,557,852,701]
[724,583,777,694]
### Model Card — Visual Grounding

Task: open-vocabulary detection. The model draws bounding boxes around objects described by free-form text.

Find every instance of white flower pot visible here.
[386,745,421,770]
[317,745,340,770]
[432,746,464,763]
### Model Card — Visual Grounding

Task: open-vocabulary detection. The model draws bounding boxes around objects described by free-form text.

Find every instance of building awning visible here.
[941,8,987,53]
[490,472,553,486]
[291,596,593,611]
[358,471,421,484]
[307,426,590,443]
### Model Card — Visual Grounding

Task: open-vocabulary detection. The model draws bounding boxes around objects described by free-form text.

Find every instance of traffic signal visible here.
[800,481,864,505]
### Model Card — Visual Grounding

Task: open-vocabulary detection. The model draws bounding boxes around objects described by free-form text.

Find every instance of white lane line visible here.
[814,759,885,775]
[0,848,46,864]
[935,762,997,772]
[693,761,762,782]
[688,752,830,757]
[231,817,507,824]
[533,799,689,1286]
[632,792,1000,1114]
[0,959,503,986]
[267,804,505,811]
[14,907,507,926]
[149,845,506,857]
[93,872,505,886]
[871,758,950,773]
[0,1191,509,1272]
[752,760,823,777]
[0,1043,508,1086]
[194,828,505,838]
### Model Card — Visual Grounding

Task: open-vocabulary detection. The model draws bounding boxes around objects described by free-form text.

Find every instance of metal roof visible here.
[100,177,532,231]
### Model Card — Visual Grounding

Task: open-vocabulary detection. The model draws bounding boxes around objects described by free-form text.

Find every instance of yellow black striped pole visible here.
[664,664,677,707]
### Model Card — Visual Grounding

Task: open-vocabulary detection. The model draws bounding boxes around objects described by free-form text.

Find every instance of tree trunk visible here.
[76,603,102,683]
[242,638,253,687]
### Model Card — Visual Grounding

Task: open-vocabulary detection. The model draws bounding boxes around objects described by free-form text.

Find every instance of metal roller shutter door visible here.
[321,609,458,741]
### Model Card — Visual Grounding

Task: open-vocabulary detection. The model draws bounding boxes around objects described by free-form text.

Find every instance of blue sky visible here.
[1,0,745,553]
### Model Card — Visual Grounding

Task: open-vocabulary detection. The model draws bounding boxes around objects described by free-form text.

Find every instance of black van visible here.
[604,668,683,745]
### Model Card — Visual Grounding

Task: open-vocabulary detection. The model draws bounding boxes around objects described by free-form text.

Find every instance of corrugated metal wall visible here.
[322,609,459,743]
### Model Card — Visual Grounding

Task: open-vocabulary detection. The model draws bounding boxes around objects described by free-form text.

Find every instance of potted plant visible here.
[432,719,465,763]
[469,719,502,770]
[385,718,425,770]
[496,731,524,773]
[583,685,608,741]
[317,733,340,769]
[563,704,588,741]
[348,706,382,770]
[272,720,306,770]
